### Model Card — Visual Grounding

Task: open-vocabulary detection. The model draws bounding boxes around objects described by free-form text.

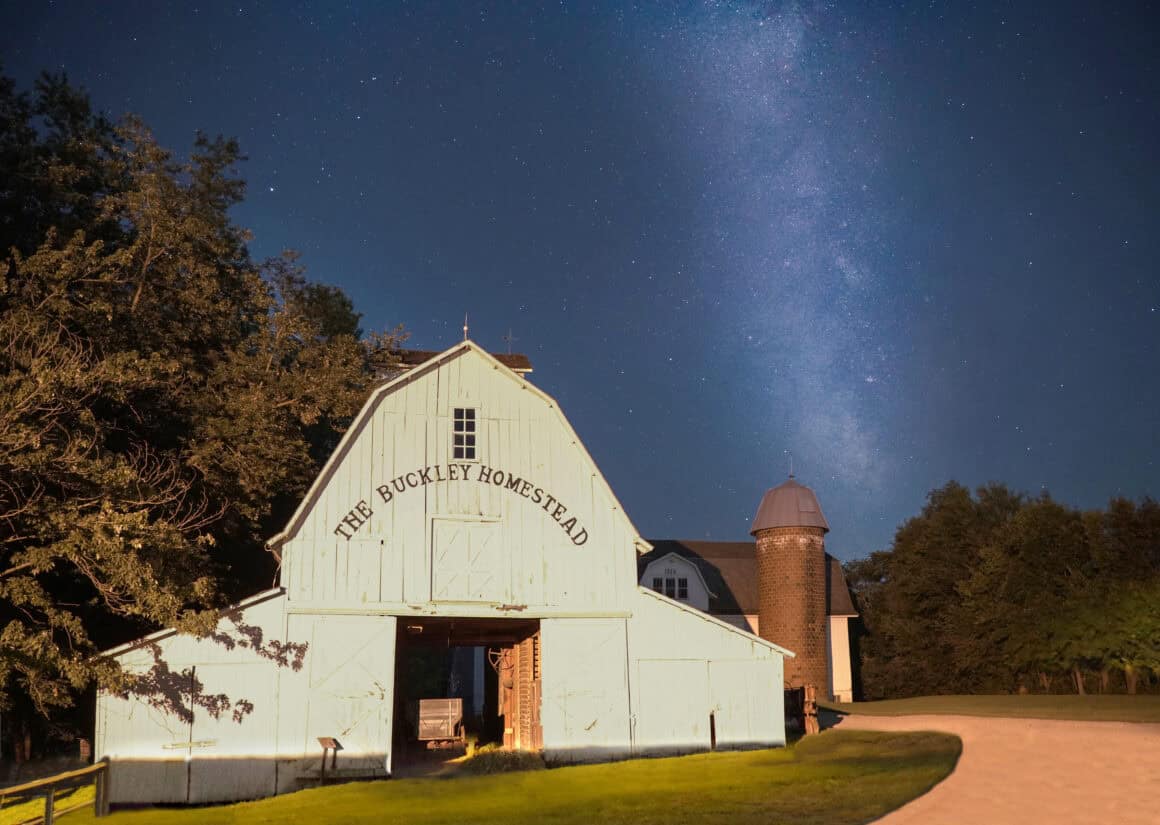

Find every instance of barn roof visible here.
[389,348,533,374]
[639,540,857,617]
[267,339,642,555]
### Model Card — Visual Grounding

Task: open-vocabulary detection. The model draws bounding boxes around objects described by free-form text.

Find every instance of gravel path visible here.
[838,713,1160,824]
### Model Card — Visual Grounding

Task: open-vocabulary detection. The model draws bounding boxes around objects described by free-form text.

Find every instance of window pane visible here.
[453,446,464,459]
[678,578,688,599]
[454,434,464,446]
[665,578,675,598]
[465,409,475,419]
[464,445,476,459]
[465,420,476,432]
[454,408,464,420]
[466,434,475,447]
[652,577,663,592]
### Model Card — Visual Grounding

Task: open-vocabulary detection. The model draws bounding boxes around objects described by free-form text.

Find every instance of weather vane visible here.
[502,328,518,354]
[462,312,469,342]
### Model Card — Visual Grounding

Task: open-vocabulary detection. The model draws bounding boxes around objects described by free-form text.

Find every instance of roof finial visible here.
[502,327,518,355]
[462,312,469,342]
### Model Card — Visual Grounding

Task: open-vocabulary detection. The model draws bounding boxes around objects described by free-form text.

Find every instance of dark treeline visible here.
[1,71,401,758]
[846,482,1160,699]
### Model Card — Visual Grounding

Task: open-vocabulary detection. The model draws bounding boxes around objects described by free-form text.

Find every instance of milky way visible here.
[3,2,1157,559]
[635,4,908,536]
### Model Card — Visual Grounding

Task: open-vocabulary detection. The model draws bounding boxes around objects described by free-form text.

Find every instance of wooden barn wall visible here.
[95,598,397,803]
[625,591,785,754]
[95,594,287,804]
[280,350,638,613]
[273,613,396,793]
[539,618,632,762]
[539,594,786,763]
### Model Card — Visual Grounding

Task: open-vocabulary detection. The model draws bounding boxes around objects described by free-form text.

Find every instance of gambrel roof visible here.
[266,339,647,558]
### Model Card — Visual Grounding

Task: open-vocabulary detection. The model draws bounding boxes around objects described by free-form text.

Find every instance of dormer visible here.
[639,552,714,612]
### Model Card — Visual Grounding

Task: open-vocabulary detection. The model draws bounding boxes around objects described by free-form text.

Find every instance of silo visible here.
[750,476,830,695]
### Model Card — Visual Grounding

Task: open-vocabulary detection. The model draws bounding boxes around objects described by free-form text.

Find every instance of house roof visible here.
[639,540,857,617]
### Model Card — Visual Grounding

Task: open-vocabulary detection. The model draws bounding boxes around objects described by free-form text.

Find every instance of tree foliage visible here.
[848,483,1160,698]
[0,71,401,728]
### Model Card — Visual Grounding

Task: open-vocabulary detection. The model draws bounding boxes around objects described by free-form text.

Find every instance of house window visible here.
[665,578,676,598]
[652,577,663,593]
[453,408,476,460]
[677,578,688,600]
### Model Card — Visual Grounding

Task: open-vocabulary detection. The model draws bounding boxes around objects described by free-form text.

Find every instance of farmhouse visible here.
[94,341,793,804]
[639,483,859,703]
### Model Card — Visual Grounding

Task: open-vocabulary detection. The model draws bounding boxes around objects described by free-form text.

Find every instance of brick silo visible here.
[750,476,830,695]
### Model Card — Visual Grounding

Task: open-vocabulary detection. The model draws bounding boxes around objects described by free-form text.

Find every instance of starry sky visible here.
[4,2,1158,560]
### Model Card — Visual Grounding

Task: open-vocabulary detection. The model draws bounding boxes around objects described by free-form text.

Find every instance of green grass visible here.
[0,784,94,825]
[63,730,959,825]
[823,694,1160,723]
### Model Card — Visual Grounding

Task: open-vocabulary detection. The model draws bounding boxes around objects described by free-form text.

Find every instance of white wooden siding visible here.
[96,597,398,802]
[279,345,640,616]
[540,618,632,762]
[275,614,396,782]
[635,660,712,750]
[627,590,786,753]
[96,593,287,803]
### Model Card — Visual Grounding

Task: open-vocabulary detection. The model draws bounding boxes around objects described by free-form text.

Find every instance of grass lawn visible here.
[0,784,94,825]
[60,730,959,825]
[823,694,1160,723]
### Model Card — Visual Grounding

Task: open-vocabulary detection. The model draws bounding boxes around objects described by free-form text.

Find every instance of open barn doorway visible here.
[392,617,541,775]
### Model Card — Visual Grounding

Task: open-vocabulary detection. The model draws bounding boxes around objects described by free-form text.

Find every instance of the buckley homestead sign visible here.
[334,463,589,545]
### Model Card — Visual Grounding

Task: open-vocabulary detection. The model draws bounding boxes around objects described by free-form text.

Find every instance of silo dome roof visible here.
[749,477,829,535]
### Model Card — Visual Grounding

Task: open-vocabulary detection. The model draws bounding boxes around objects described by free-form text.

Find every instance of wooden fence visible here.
[0,760,109,824]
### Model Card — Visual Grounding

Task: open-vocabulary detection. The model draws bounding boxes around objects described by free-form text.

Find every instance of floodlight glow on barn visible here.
[94,342,855,803]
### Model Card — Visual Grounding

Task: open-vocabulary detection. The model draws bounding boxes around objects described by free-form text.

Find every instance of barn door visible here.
[514,631,542,751]
[497,630,542,751]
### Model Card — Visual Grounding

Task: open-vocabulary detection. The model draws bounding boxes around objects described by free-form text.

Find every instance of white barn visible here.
[95,341,791,804]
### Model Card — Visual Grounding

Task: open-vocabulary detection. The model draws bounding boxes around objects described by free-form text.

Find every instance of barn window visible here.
[453,408,476,460]
[652,577,663,593]
[664,577,676,598]
[677,578,688,600]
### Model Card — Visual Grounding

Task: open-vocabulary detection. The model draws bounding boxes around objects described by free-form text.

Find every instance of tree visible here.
[0,71,401,744]
[851,482,1023,698]
[852,481,1160,699]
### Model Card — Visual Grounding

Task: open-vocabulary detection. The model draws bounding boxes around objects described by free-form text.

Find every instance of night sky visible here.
[4,2,1157,560]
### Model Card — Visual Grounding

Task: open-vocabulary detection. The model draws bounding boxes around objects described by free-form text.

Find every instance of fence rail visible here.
[0,759,109,824]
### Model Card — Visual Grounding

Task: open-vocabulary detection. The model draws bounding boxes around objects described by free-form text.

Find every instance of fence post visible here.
[96,757,110,817]
[44,789,55,825]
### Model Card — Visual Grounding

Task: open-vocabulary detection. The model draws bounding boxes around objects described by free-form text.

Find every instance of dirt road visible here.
[838,713,1160,824]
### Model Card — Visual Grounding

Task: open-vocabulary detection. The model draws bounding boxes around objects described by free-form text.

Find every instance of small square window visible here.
[677,578,688,600]
[453,408,477,460]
